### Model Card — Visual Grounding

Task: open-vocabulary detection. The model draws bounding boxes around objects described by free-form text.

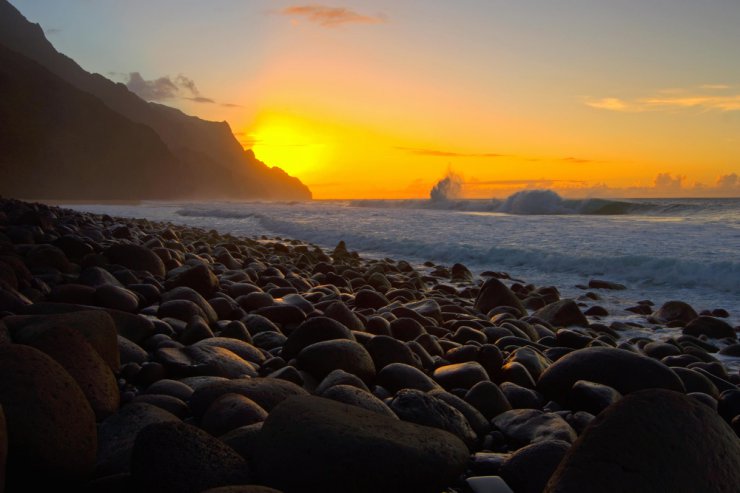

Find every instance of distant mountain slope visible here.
[0,43,192,200]
[0,0,312,200]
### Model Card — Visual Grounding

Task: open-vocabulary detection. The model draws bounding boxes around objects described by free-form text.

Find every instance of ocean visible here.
[66,190,740,367]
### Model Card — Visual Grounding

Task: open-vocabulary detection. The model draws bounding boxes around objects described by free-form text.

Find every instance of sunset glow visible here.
[15,0,740,199]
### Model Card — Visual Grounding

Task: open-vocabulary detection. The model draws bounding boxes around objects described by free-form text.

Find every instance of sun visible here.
[245,115,328,178]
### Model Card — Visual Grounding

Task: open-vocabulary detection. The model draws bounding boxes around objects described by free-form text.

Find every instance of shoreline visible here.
[1,197,738,492]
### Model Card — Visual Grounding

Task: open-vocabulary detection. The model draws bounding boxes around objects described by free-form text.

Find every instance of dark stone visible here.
[94,285,140,312]
[376,362,441,394]
[588,279,625,290]
[366,334,420,370]
[492,409,577,449]
[537,347,685,404]
[253,395,469,493]
[568,380,622,415]
[433,361,490,391]
[465,381,512,420]
[162,286,218,323]
[389,388,477,448]
[322,384,398,418]
[545,389,740,493]
[451,263,473,282]
[281,316,354,360]
[671,367,720,398]
[498,361,537,388]
[155,345,258,379]
[106,244,166,277]
[131,394,189,418]
[390,317,427,341]
[202,393,268,436]
[474,278,526,317]
[324,301,364,331]
[430,389,490,437]
[500,382,545,409]
[0,344,96,485]
[296,339,375,384]
[683,316,736,339]
[532,300,588,327]
[189,377,309,418]
[144,379,194,401]
[355,289,390,309]
[158,299,207,323]
[193,337,266,366]
[164,263,219,297]
[96,402,180,476]
[651,300,698,324]
[130,421,251,493]
[315,368,370,395]
[501,440,571,493]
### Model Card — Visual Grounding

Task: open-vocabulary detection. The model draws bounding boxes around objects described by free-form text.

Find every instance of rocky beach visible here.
[0,196,739,493]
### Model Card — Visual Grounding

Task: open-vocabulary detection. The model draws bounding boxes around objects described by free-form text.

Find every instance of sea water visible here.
[66,191,740,367]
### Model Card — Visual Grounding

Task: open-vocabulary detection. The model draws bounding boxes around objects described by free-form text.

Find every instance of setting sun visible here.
[247,114,329,178]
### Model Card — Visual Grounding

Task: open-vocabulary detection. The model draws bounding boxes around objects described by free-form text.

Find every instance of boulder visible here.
[201,393,268,436]
[501,440,571,493]
[96,402,180,476]
[492,409,577,449]
[433,361,490,391]
[532,300,588,327]
[651,300,698,324]
[537,347,684,404]
[0,344,96,486]
[155,345,258,379]
[106,244,165,277]
[189,378,309,418]
[545,389,740,493]
[252,395,469,493]
[130,421,251,493]
[474,278,526,316]
[164,263,219,297]
[683,316,736,339]
[280,317,355,360]
[322,384,398,419]
[296,339,375,384]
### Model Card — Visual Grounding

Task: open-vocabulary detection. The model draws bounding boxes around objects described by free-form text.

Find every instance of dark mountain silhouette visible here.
[0,0,312,200]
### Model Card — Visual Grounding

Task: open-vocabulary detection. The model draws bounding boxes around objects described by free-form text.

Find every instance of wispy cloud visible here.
[125,72,229,106]
[44,27,62,35]
[586,85,740,112]
[279,4,387,27]
[396,146,506,158]
[221,102,242,108]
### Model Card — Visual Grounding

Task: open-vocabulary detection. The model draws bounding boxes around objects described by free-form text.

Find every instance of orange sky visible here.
[14,0,740,199]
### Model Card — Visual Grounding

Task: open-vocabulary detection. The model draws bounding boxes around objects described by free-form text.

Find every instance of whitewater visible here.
[67,191,739,330]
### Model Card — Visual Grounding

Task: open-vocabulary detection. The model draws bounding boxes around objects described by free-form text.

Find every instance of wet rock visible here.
[474,278,526,317]
[568,380,622,415]
[651,300,698,324]
[253,395,469,493]
[588,279,626,290]
[164,263,219,297]
[193,337,266,366]
[500,382,545,410]
[355,289,390,309]
[545,389,740,493]
[131,394,189,418]
[94,285,140,312]
[161,286,218,323]
[118,336,148,365]
[315,368,370,395]
[683,316,736,339]
[0,344,96,485]
[130,421,251,493]
[537,347,684,404]
[532,300,588,328]
[143,379,194,402]
[324,301,364,331]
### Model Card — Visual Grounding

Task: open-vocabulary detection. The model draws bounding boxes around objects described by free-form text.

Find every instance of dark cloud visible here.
[561,157,599,164]
[654,172,684,190]
[717,173,739,188]
[280,4,387,27]
[125,72,218,104]
[221,103,243,108]
[396,146,506,158]
[186,96,216,104]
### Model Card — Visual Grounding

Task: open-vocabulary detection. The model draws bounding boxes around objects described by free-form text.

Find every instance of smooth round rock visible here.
[296,339,375,384]
[376,362,441,394]
[474,278,526,317]
[281,316,355,360]
[492,409,577,449]
[253,395,469,493]
[366,334,420,370]
[500,440,571,493]
[433,361,490,391]
[537,347,685,404]
[189,377,309,418]
[130,421,251,493]
[465,381,512,420]
[106,244,165,277]
[545,389,740,493]
[96,402,180,476]
[201,393,268,436]
[532,300,588,328]
[322,384,398,419]
[568,380,622,416]
[651,301,698,324]
[683,316,736,339]
[0,344,96,485]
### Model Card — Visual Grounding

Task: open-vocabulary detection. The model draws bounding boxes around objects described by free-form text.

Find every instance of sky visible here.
[11,0,740,199]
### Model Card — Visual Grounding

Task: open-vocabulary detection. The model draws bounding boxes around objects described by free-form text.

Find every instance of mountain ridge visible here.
[0,0,312,200]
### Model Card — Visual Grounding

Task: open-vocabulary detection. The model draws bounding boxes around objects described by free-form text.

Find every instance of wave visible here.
[176,208,257,219]
[253,214,740,294]
[348,189,728,216]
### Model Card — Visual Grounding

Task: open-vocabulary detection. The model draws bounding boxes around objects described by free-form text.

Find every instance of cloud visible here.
[654,172,684,190]
[125,72,218,104]
[221,103,243,108]
[44,27,62,35]
[717,172,739,189]
[396,146,506,158]
[279,4,387,27]
[586,86,740,112]
[186,96,216,104]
